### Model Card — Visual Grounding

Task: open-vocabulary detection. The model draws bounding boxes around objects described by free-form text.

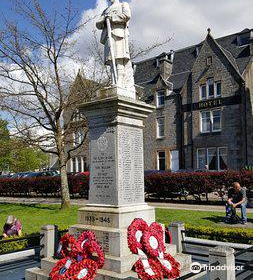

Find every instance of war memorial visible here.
[25,1,237,280]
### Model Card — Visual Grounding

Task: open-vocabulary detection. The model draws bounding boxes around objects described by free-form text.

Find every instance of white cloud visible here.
[75,0,253,62]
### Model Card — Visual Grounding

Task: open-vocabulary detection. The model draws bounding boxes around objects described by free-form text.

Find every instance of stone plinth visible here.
[79,94,155,207]
[77,94,156,278]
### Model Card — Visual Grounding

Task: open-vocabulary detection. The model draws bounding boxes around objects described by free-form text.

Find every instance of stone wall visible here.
[182,34,246,170]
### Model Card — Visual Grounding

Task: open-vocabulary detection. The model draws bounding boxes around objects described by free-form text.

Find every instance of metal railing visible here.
[176,261,220,280]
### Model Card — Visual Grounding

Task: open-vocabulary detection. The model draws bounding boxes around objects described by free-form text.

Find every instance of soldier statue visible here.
[96,0,135,95]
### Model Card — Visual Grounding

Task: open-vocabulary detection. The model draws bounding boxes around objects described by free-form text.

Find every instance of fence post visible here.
[40,225,55,258]
[168,222,185,253]
[209,246,235,280]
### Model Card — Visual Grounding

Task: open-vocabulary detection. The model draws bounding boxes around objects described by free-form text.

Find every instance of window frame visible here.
[218,147,228,171]
[157,150,166,171]
[156,90,165,108]
[197,148,206,170]
[157,117,165,139]
[199,79,222,101]
[200,109,222,134]
[196,147,228,171]
[207,147,217,171]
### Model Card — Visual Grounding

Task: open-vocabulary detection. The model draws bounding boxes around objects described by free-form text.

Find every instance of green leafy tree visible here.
[9,139,49,172]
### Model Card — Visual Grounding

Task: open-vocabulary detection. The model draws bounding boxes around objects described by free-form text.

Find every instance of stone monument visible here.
[25,1,193,279]
[69,0,156,278]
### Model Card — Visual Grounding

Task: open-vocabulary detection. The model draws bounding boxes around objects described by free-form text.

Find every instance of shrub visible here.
[145,170,253,202]
[185,225,253,244]
[0,236,28,254]
[0,174,89,198]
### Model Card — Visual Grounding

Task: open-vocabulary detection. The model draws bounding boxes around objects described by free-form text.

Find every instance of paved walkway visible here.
[0,196,252,213]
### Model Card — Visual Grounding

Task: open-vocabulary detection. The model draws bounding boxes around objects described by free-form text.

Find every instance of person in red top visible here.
[3,215,22,238]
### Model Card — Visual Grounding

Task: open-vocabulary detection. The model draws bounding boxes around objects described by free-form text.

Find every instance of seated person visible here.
[225,182,247,224]
[2,215,22,238]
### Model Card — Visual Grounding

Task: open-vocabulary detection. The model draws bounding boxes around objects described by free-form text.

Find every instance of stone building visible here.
[135,28,253,171]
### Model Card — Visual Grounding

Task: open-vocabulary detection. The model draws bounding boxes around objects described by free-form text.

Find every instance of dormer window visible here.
[237,32,250,46]
[156,90,165,108]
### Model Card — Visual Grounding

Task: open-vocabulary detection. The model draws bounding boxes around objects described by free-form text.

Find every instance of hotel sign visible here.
[198,98,222,109]
[182,95,242,112]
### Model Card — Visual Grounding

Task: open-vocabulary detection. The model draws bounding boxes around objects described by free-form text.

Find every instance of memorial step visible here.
[25,266,49,280]
[37,250,191,278]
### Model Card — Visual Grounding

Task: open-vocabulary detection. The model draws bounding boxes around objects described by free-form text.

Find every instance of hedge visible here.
[0,171,252,201]
[0,236,28,254]
[0,174,89,198]
[144,170,253,201]
[185,225,253,245]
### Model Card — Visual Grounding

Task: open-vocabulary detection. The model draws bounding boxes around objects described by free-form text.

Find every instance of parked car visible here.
[11,172,33,178]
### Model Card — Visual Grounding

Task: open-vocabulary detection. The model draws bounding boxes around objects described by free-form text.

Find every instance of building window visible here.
[73,129,84,146]
[218,147,228,170]
[207,148,217,170]
[207,78,214,98]
[212,109,222,132]
[156,91,165,108]
[70,156,86,173]
[215,81,221,97]
[237,33,250,46]
[200,79,222,100]
[157,118,165,138]
[200,111,211,133]
[157,151,166,171]
[197,147,228,171]
[197,148,206,170]
[200,109,221,133]
[200,85,207,100]
[206,56,212,66]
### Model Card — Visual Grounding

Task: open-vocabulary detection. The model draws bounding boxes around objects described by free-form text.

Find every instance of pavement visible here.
[0,196,252,213]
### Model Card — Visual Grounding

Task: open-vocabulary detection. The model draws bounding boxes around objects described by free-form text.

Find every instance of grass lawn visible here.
[0,203,238,236]
[0,203,80,235]
[156,208,227,228]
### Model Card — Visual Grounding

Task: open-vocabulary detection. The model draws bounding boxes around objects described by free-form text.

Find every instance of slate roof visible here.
[134,29,252,95]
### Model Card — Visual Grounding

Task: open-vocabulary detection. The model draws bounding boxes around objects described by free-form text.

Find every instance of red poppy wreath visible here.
[51,231,105,280]
[59,234,80,258]
[50,258,74,280]
[127,219,181,280]
[85,240,105,269]
[127,218,149,254]
[68,259,98,280]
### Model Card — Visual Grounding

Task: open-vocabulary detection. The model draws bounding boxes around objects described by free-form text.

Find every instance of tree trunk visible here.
[59,159,71,209]
[58,136,71,209]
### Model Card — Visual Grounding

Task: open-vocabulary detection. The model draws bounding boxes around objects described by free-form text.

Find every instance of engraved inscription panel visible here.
[89,126,117,205]
[118,125,144,205]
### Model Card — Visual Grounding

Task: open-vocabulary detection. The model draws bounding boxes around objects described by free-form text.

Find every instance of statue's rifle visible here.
[106,17,118,85]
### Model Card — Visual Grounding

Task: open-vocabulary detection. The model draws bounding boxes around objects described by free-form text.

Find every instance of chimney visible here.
[159,52,173,80]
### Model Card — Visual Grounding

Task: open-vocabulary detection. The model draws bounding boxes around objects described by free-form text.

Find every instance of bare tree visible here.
[0,0,100,209]
[0,0,171,209]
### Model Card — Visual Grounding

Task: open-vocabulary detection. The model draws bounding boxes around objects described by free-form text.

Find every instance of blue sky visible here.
[0,0,98,28]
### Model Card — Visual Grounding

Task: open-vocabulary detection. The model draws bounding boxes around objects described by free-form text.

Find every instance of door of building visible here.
[171,150,179,171]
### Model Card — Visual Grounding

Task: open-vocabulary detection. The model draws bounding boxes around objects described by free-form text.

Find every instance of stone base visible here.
[78,204,155,229]
[68,204,156,274]
[98,86,136,100]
